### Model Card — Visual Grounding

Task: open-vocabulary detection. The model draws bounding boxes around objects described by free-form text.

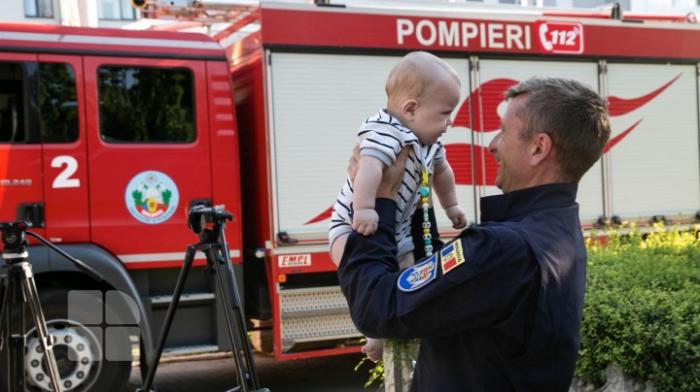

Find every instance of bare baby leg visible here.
[330,233,349,267]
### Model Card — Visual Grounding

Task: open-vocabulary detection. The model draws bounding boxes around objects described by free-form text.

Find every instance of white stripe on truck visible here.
[0,31,221,50]
[119,249,241,263]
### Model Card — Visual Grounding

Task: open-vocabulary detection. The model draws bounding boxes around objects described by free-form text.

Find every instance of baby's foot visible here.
[361,338,384,362]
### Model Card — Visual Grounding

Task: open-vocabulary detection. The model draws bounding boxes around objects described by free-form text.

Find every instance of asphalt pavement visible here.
[127,352,378,392]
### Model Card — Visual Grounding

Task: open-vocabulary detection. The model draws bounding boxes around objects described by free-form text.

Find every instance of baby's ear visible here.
[402,98,418,118]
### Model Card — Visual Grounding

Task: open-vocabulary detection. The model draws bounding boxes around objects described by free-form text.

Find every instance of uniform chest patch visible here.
[440,240,466,275]
[397,253,438,292]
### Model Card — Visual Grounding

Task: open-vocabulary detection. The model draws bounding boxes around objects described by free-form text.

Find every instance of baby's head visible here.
[386,51,461,145]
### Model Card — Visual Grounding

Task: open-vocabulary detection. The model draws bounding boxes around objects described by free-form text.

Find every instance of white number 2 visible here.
[51,156,80,189]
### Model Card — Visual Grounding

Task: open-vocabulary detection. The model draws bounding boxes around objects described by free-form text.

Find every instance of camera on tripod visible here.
[187,203,233,236]
[140,203,269,392]
[0,221,103,392]
[0,221,30,258]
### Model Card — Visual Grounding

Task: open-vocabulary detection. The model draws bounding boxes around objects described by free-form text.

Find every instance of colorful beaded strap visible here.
[420,169,433,256]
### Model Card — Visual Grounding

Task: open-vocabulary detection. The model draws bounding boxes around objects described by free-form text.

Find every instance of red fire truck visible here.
[1,0,699,390]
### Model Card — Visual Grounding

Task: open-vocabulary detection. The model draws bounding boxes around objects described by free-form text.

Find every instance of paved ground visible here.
[127,353,378,392]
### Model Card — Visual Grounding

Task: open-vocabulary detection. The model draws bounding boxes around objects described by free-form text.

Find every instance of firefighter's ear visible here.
[402,99,418,118]
[529,131,553,166]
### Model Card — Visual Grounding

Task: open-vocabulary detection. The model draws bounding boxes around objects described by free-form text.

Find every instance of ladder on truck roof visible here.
[132,0,697,24]
[131,1,259,30]
[128,0,261,68]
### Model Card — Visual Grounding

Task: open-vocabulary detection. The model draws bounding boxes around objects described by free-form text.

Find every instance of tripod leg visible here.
[1,276,12,392]
[208,246,249,392]
[8,272,30,392]
[207,245,260,392]
[0,276,10,351]
[138,245,198,392]
[18,262,64,392]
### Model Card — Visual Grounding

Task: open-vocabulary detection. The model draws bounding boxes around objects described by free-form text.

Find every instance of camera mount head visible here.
[0,221,31,260]
[187,204,233,242]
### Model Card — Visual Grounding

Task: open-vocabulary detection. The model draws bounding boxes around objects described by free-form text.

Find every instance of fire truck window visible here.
[0,63,26,143]
[97,66,195,143]
[38,63,78,143]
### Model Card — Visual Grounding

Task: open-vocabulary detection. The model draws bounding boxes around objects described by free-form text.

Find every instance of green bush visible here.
[577,224,700,391]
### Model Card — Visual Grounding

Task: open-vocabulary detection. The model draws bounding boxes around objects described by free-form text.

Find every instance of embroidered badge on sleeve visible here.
[397,253,438,292]
[440,240,466,275]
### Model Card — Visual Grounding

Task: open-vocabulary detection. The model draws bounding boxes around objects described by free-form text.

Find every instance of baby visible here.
[329,51,467,360]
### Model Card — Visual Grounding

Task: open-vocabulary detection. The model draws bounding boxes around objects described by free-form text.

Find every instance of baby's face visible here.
[411,80,460,145]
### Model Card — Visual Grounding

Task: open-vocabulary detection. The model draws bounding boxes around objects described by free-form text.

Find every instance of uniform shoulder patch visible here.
[440,240,466,275]
[397,253,438,292]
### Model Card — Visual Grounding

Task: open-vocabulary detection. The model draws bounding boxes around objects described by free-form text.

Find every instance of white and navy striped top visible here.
[329,109,445,256]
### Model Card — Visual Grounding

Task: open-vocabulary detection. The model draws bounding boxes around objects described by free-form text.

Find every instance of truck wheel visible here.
[24,289,131,392]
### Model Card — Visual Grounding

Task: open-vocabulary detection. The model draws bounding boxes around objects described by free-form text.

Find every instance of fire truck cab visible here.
[0,23,241,391]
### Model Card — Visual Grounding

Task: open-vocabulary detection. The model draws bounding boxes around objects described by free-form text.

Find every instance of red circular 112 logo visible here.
[535,21,584,54]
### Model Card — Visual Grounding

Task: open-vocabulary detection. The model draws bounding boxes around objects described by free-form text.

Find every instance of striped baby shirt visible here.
[329,108,444,256]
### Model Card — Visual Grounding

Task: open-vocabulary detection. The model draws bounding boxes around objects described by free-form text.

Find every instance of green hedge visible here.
[577,225,700,391]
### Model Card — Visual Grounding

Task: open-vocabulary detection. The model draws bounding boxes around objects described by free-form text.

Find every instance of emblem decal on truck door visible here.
[125,171,179,224]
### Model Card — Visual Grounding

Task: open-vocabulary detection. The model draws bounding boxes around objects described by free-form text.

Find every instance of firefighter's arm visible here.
[338,202,539,339]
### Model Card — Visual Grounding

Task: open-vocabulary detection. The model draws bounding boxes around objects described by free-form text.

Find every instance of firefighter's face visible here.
[410,78,460,145]
[489,95,533,193]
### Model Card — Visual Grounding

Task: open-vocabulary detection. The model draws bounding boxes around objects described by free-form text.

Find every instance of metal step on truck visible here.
[1,0,699,390]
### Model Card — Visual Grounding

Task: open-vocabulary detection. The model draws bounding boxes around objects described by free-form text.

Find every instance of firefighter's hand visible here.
[377,147,409,199]
[353,208,379,236]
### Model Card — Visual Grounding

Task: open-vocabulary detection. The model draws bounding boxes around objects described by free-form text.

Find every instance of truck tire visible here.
[24,289,131,392]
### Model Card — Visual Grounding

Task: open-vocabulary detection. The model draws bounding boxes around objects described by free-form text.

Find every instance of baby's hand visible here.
[445,205,467,229]
[353,208,379,235]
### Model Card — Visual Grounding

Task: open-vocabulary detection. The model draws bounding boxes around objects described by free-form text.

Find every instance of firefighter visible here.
[337,77,611,391]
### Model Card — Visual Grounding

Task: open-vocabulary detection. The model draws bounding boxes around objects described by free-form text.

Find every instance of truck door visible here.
[0,53,45,235]
[37,54,90,243]
[83,57,212,267]
[603,63,699,222]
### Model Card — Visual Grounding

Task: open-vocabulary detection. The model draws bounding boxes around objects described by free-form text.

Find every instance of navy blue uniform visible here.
[338,183,586,391]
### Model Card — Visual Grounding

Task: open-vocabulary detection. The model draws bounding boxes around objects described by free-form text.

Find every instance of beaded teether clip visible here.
[420,169,433,256]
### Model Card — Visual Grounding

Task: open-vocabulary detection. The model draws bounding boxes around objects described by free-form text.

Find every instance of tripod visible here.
[0,222,103,392]
[138,205,269,392]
